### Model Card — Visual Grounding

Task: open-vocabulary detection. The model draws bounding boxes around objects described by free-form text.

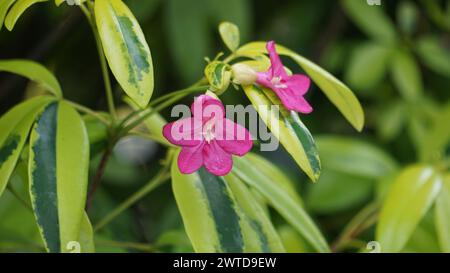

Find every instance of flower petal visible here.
[163,118,203,146]
[286,74,311,96]
[256,71,275,89]
[216,119,253,156]
[273,88,313,114]
[267,41,288,78]
[178,143,204,174]
[191,95,225,120]
[202,140,233,176]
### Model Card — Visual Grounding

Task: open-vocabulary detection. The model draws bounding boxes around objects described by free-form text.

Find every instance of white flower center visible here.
[203,119,216,143]
[271,76,288,89]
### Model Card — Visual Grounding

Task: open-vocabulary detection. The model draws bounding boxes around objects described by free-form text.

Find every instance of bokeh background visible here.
[0,0,449,252]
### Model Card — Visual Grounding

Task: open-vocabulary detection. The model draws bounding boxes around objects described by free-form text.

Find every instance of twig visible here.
[85,145,113,210]
[94,152,173,231]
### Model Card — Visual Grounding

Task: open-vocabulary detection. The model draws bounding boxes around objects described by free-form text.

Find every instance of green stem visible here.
[128,131,173,148]
[120,84,209,128]
[86,143,114,211]
[121,85,209,134]
[66,100,110,125]
[94,166,171,231]
[80,2,117,123]
[331,202,379,252]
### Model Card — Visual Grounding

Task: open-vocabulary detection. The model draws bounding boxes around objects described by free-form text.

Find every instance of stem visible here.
[121,85,209,134]
[119,85,209,129]
[94,166,171,231]
[86,145,114,210]
[80,2,117,122]
[331,202,379,252]
[128,131,173,148]
[66,100,110,125]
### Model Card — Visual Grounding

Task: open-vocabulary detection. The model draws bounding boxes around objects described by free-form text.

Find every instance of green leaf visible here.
[207,0,251,41]
[171,154,283,253]
[435,174,450,253]
[306,170,373,214]
[0,0,15,31]
[233,155,329,253]
[77,213,95,253]
[237,42,364,131]
[416,35,450,77]
[245,153,303,205]
[390,49,423,101]
[55,0,86,7]
[345,42,391,92]
[421,103,450,162]
[166,0,208,83]
[376,100,406,141]
[219,21,240,52]
[243,85,321,182]
[316,136,398,179]
[403,213,441,253]
[204,61,231,95]
[223,172,285,253]
[277,226,311,253]
[124,97,170,147]
[29,101,90,253]
[126,0,160,22]
[0,96,53,199]
[397,1,418,35]
[0,162,43,249]
[95,0,154,108]
[341,0,396,44]
[0,59,62,98]
[4,0,47,31]
[376,165,442,252]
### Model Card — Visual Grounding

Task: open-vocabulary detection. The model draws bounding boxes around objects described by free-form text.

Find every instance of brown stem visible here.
[86,145,113,210]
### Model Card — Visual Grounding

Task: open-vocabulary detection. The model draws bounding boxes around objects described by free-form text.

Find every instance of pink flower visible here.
[163,95,253,176]
[256,41,313,114]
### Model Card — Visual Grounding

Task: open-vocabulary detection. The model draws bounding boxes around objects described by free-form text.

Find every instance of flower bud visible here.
[232,63,257,85]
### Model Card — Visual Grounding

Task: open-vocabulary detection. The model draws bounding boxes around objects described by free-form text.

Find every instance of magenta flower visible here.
[163,95,253,176]
[256,41,313,114]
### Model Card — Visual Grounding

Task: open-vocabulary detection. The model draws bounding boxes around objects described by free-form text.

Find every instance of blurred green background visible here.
[0,0,449,252]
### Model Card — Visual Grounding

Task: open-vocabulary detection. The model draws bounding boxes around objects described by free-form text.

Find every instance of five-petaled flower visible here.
[163,95,253,176]
[256,41,313,114]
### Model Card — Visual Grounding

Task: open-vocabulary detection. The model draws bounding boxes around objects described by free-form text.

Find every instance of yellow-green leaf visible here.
[55,0,85,7]
[124,97,170,147]
[95,0,154,108]
[237,42,364,131]
[233,155,329,253]
[29,101,90,253]
[245,152,303,205]
[0,96,53,199]
[435,174,450,253]
[77,213,95,253]
[376,165,442,252]
[243,85,321,182]
[0,59,62,98]
[171,151,283,253]
[204,61,231,95]
[4,0,47,31]
[0,0,16,31]
[224,172,285,253]
[219,21,240,52]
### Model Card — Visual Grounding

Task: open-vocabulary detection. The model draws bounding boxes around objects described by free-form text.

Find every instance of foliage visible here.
[0,0,448,253]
